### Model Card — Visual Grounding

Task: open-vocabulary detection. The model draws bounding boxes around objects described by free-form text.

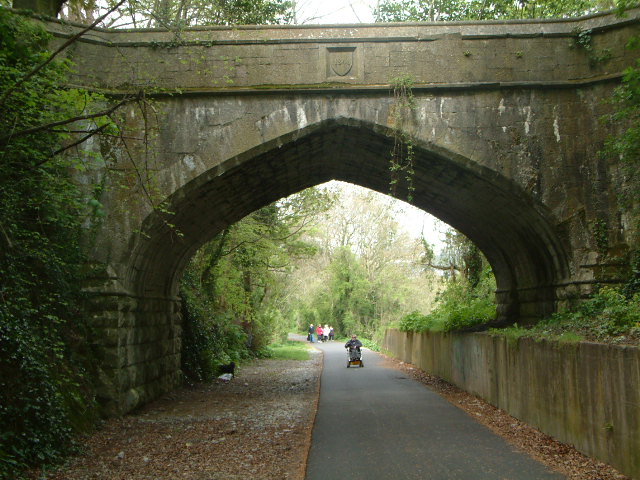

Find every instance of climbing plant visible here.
[570,27,612,67]
[601,22,640,295]
[389,74,416,202]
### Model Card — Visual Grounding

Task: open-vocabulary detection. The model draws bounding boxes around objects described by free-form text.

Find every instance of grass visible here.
[266,340,311,361]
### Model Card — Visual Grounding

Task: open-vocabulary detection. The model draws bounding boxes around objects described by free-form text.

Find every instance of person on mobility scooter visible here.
[345,335,364,367]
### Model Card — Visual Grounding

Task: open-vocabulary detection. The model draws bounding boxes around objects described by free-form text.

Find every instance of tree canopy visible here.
[373,0,616,22]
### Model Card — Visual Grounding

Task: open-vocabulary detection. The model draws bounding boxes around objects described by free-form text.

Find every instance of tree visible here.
[373,0,609,22]
[283,183,440,341]
[180,187,334,378]
[0,0,300,475]
[420,227,484,285]
[58,0,295,28]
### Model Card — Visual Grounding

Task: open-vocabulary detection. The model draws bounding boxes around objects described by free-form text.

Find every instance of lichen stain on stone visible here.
[521,106,532,135]
[296,106,308,130]
[553,108,561,143]
[498,98,506,115]
[256,106,293,140]
[194,106,207,123]
[182,154,197,171]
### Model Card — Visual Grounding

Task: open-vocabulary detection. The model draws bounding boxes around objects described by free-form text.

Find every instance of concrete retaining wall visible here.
[383,329,640,479]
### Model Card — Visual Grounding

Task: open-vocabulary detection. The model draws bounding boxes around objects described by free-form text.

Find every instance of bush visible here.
[545,287,640,341]
[179,291,250,383]
[398,270,497,333]
[398,311,433,332]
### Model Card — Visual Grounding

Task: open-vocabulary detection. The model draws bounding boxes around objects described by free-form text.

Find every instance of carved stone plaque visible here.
[326,47,358,79]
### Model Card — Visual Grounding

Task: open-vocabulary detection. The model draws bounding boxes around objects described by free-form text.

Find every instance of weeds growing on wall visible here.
[570,27,612,67]
[389,74,416,202]
[490,287,640,345]
[600,24,640,292]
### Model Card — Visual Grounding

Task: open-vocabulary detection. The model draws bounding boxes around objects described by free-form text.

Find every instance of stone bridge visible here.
[38,9,640,413]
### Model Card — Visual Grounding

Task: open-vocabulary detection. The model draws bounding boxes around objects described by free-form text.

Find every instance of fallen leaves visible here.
[29,351,322,480]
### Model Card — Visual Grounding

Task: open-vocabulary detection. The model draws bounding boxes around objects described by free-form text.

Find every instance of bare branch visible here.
[49,123,109,158]
[0,94,138,145]
[0,0,128,108]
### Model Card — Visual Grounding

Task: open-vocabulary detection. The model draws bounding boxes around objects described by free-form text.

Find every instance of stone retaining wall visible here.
[383,329,640,479]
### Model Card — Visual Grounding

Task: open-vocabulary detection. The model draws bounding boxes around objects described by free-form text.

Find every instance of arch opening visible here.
[127,118,571,324]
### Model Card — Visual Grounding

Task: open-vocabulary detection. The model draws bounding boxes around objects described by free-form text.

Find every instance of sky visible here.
[295,0,378,24]
[325,182,447,249]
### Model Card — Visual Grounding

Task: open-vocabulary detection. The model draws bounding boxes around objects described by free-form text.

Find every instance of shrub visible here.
[494,287,640,345]
[398,269,497,333]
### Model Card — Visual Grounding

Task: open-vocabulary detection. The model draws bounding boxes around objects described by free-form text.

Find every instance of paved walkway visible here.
[305,341,564,480]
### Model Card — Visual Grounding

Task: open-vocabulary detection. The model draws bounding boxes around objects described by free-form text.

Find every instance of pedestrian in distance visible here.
[316,324,324,342]
[308,323,315,343]
[323,324,330,342]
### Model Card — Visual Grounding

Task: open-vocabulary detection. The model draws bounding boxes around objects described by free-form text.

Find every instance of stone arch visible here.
[125,117,571,325]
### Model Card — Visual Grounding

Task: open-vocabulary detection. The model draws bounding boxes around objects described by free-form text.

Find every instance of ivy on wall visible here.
[389,74,416,202]
[0,10,108,479]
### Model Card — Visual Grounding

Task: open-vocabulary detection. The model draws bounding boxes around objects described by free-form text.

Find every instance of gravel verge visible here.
[30,349,323,480]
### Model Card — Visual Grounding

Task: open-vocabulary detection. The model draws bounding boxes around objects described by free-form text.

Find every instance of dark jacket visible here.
[345,338,362,349]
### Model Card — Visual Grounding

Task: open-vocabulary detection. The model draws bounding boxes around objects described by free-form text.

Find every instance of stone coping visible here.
[20,7,639,45]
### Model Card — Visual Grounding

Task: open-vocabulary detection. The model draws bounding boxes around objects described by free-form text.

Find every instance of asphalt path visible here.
[305,340,564,480]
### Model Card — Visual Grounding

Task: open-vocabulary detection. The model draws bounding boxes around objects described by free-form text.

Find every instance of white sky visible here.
[295,0,378,24]
[324,182,447,250]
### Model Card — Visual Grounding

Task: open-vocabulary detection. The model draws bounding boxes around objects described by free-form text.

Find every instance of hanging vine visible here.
[389,74,416,202]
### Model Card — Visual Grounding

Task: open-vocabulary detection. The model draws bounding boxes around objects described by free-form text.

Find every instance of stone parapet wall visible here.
[382,329,640,479]
[39,9,639,93]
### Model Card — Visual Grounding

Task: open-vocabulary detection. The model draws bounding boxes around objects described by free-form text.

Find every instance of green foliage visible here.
[0,10,100,479]
[179,289,249,382]
[492,287,640,344]
[325,247,377,336]
[399,266,497,332]
[571,27,613,67]
[179,189,332,381]
[623,250,640,297]
[359,338,381,351]
[544,287,640,341]
[373,0,605,22]
[602,32,640,226]
[397,311,433,332]
[287,185,442,345]
[88,0,295,28]
[389,74,416,202]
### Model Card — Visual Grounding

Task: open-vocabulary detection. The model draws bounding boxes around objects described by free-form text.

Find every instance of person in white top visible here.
[323,324,330,342]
